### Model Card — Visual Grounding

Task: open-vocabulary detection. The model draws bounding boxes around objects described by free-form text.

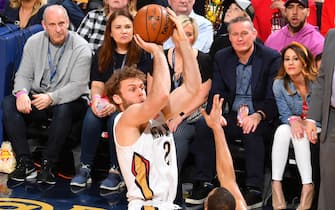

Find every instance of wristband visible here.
[15,90,28,98]
[288,116,299,125]
[92,94,101,100]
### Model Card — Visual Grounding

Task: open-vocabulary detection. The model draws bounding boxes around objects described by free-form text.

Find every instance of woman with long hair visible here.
[271,42,319,210]
[77,0,137,51]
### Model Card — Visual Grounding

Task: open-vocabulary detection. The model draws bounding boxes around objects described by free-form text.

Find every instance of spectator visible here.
[253,0,318,43]
[2,0,46,28]
[205,16,281,209]
[76,0,133,52]
[70,9,152,193]
[147,14,212,206]
[104,8,201,209]
[203,95,247,210]
[265,0,324,57]
[2,5,91,185]
[164,0,213,53]
[305,28,335,210]
[209,0,255,58]
[271,42,318,210]
[187,4,253,201]
[320,0,335,36]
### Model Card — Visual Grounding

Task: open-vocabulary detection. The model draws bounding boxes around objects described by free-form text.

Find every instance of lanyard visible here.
[47,37,68,81]
[171,48,183,88]
[113,53,127,71]
[120,54,127,69]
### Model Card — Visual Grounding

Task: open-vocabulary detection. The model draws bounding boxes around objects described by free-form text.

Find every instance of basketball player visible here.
[202,95,247,210]
[104,8,201,209]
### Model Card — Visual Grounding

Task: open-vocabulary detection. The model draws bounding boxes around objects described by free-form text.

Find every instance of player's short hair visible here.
[105,65,146,103]
[206,187,236,210]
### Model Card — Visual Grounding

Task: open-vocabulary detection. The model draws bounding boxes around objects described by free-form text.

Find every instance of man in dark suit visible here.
[306,28,335,210]
[191,16,281,209]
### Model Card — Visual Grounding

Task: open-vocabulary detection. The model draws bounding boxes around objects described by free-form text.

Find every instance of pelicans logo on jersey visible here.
[132,152,153,200]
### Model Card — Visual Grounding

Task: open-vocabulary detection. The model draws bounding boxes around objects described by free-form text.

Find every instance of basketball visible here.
[133,4,174,44]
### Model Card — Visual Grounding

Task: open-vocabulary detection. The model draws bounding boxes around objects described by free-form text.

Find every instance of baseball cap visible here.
[284,0,309,8]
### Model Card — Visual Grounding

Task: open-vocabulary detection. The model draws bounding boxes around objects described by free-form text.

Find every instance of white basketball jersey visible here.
[114,113,180,210]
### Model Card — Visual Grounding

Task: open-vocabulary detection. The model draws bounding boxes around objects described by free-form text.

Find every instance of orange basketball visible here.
[133,4,174,44]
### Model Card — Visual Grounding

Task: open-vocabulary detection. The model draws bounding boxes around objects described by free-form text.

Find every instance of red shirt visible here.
[321,0,335,36]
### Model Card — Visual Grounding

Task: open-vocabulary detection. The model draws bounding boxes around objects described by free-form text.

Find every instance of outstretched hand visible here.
[201,94,227,130]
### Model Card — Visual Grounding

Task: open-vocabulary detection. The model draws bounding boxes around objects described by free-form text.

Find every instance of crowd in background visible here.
[1,0,335,209]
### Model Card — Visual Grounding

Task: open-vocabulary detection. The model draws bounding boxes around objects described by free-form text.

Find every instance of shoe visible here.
[244,187,263,209]
[185,181,214,205]
[37,160,56,185]
[272,181,286,209]
[70,164,92,187]
[297,183,314,210]
[99,168,125,191]
[8,157,37,182]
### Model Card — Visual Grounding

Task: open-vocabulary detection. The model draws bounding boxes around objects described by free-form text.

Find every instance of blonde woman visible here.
[3,0,47,28]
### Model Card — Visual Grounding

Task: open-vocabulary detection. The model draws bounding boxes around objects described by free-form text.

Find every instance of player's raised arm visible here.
[202,95,247,210]
[163,8,202,119]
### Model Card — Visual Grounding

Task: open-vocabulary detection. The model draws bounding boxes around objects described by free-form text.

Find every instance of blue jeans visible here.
[190,116,216,182]
[79,107,119,168]
[173,119,196,205]
[2,95,87,164]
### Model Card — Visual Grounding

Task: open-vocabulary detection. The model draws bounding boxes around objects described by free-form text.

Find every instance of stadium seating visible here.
[0,24,43,144]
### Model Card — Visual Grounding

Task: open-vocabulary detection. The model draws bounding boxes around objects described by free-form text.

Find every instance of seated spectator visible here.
[70,9,152,193]
[164,0,213,53]
[76,0,133,52]
[203,95,247,210]
[147,14,212,205]
[2,5,91,185]
[252,0,318,42]
[209,0,255,58]
[190,16,281,208]
[272,42,319,210]
[2,0,46,28]
[265,0,324,57]
[320,0,334,36]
